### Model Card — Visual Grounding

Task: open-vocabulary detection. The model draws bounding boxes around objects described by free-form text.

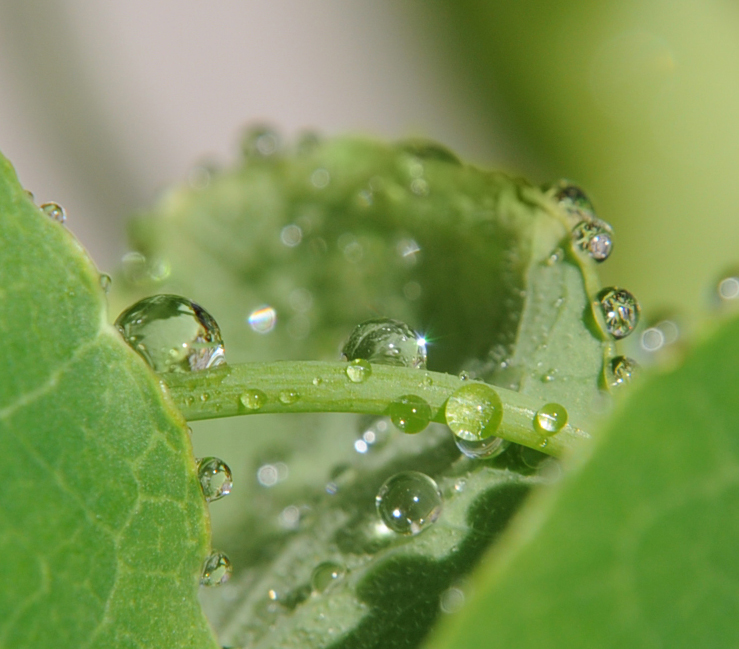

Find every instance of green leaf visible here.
[0,153,218,648]
[427,315,739,649]
[115,135,612,648]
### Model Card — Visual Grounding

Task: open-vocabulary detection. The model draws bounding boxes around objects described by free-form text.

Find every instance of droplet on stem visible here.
[388,395,432,434]
[40,202,66,223]
[240,389,267,411]
[597,287,640,339]
[342,318,427,369]
[534,403,568,436]
[607,356,638,389]
[201,551,232,586]
[445,383,504,442]
[345,358,372,383]
[197,457,233,502]
[311,561,346,593]
[572,220,613,262]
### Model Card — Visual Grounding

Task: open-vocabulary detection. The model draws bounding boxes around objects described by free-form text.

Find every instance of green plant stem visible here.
[161,361,591,456]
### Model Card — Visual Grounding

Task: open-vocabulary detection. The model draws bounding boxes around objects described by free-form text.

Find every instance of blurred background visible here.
[2,0,739,324]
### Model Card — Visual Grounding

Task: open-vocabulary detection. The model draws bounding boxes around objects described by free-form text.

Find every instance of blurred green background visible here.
[2,0,737,322]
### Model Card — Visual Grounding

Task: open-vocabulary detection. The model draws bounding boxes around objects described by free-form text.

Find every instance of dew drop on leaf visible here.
[240,389,266,411]
[445,383,504,442]
[572,220,613,262]
[534,403,569,435]
[201,551,232,586]
[549,179,596,218]
[197,457,233,502]
[597,287,640,339]
[310,561,346,594]
[455,435,510,460]
[375,471,442,535]
[345,358,372,383]
[607,355,638,389]
[40,201,66,223]
[342,318,427,369]
[115,294,225,372]
[388,395,432,434]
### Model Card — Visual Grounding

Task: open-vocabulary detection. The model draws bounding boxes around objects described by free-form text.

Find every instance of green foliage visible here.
[0,154,218,648]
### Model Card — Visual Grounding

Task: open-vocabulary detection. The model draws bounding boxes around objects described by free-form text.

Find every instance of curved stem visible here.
[161,361,590,457]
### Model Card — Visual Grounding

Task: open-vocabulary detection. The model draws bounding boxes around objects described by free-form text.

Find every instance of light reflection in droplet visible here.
[248,306,277,333]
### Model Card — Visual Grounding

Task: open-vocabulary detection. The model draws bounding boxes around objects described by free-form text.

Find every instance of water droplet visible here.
[242,125,281,157]
[248,306,277,333]
[388,395,432,434]
[549,180,596,217]
[534,403,568,435]
[597,287,640,339]
[197,457,233,502]
[279,504,301,529]
[398,139,461,165]
[280,224,303,247]
[572,220,613,262]
[201,551,232,586]
[240,389,266,411]
[641,327,664,352]
[455,435,510,460]
[312,377,323,386]
[99,273,112,293]
[458,370,470,381]
[311,168,330,189]
[342,318,427,369]
[375,471,442,535]
[40,202,66,223]
[278,390,300,405]
[115,295,225,372]
[257,462,288,487]
[439,586,465,614]
[345,358,372,383]
[607,356,638,389]
[410,178,429,196]
[311,561,346,593]
[445,383,503,442]
[717,272,739,303]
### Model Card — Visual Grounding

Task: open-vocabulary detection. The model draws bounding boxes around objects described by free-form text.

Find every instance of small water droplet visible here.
[422,373,433,387]
[242,125,281,157]
[240,389,266,411]
[279,504,301,529]
[458,370,470,381]
[311,168,330,189]
[445,383,503,442]
[534,403,568,435]
[311,561,346,593]
[197,457,233,502]
[572,220,613,262]
[439,586,465,614]
[375,471,442,535]
[200,392,210,402]
[541,368,558,383]
[278,390,300,405]
[410,178,429,196]
[388,395,432,434]
[40,202,66,223]
[312,377,323,386]
[280,224,303,247]
[201,551,232,586]
[607,356,638,389]
[345,358,372,383]
[115,295,225,372]
[597,287,640,339]
[398,139,461,165]
[248,306,277,333]
[257,462,288,487]
[99,273,112,293]
[455,435,510,460]
[342,318,427,369]
[716,271,739,303]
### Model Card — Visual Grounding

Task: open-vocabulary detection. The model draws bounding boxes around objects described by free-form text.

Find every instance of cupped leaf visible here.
[0,153,218,649]
[428,315,739,649]
[115,135,613,648]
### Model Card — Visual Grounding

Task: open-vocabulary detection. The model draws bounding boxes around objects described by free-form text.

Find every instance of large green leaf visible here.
[0,153,218,648]
[428,315,739,648]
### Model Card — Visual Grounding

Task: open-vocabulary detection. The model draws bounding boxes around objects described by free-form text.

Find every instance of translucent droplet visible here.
[398,139,461,165]
[597,287,640,339]
[375,471,442,535]
[278,390,300,405]
[455,435,510,460]
[549,180,595,217]
[257,462,288,487]
[115,295,225,372]
[717,273,739,302]
[534,403,568,435]
[410,178,429,196]
[240,389,266,411]
[280,224,302,247]
[439,586,465,614]
[312,377,323,386]
[248,306,277,333]
[345,358,372,383]
[311,561,346,593]
[311,168,330,189]
[445,383,503,442]
[242,125,281,157]
[197,457,233,502]
[572,220,613,262]
[201,551,232,586]
[607,356,638,389]
[343,318,427,369]
[99,273,112,293]
[388,395,432,434]
[40,201,66,223]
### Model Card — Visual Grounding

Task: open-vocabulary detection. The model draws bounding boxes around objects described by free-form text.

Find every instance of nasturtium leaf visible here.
[114,135,612,648]
[0,153,218,649]
[428,315,739,649]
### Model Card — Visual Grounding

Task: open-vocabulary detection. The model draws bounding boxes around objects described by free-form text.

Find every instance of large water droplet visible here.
[311,561,346,593]
[342,318,427,369]
[607,356,638,389]
[375,471,442,535]
[534,403,568,435]
[388,395,432,434]
[445,383,503,442]
[40,201,66,223]
[455,435,510,460]
[115,295,225,372]
[240,389,266,411]
[572,220,613,262]
[201,551,232,586]
[197,457,233,502]
[345,358,372,383]
[597,287,640,339]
